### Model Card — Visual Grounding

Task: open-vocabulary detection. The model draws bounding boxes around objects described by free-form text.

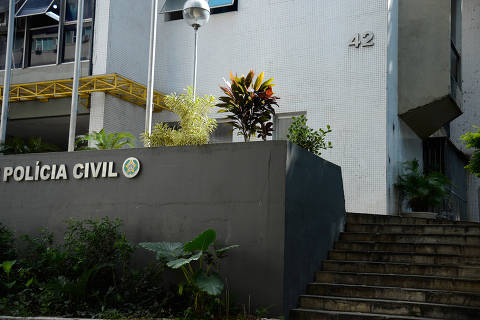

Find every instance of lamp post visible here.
[183,0,210,100]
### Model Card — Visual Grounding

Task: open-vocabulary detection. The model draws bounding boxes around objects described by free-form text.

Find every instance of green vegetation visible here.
[141,229,238,316]
[287,115,332,156]
[143,87,217,147]
[0,219,259,319]
[461,126,480,177]
[75,129,135,150]
[0,136,59,155]
[395,159,450,212]
[217,70,279,141]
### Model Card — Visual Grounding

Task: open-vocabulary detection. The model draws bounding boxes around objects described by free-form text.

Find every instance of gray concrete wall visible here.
[398,0,451,114]
[0,141,346,317]
[284,144,345,315]
[0,61,90,85]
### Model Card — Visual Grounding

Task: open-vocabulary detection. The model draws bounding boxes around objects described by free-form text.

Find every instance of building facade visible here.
[0,0,479,220]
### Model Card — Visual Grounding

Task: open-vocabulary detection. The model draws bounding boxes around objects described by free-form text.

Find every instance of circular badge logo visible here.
[122,157,141,179]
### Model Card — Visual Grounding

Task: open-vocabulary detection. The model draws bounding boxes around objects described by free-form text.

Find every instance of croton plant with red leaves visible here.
[217,70,279,141]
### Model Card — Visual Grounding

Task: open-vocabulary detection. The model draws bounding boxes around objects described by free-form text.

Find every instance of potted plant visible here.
[217,70,279,142]
[395,159,450,213]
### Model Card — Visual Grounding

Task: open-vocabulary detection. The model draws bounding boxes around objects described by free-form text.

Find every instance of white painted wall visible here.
[450,0,480,221]
[150,0,391,214]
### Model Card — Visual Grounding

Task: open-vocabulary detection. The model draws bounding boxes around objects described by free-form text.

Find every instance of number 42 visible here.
[349,32,375,48]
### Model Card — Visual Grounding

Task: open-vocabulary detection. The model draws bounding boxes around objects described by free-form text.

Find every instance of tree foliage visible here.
[395,159,450,212]
[217,70,279,141]
[287,115,332,156]
[143,87,217,147]
[75,129,135,150]
[461,126,480,177]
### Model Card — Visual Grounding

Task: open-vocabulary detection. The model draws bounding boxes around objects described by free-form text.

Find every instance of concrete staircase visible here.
[290,213,480,320]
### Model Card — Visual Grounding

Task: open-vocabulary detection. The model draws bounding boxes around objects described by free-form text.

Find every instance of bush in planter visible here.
[287,115,332,156]
[217,70,279,141]
[75,130,135,150]
[143,87,217,147]
[395,159,450,212]
[0,136,59,155]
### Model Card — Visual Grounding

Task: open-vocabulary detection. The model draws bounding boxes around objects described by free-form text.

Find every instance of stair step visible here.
[347,213,480,226]
[315,271,480,293]
[322,260,480,279]
[334,241,480,257]
[298,295,480,320]
[307,283,480,307]
[346,224,480,235]
[328,250,480,266]
[291,308,444,320]
[340,232,480,245]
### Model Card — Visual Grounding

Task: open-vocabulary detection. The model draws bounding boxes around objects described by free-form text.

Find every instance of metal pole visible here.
[68,0,85,152]
[0,0,16,145]
[192,26,198,100]
[145,0,158,136]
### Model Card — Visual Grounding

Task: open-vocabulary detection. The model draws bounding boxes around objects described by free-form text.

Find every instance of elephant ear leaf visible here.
[195,271,224,296]
[166,251,202,269]
[139,242,185,261]
[184,229,216,252]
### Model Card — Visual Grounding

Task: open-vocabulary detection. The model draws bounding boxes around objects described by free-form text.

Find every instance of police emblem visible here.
[122,157,141,178]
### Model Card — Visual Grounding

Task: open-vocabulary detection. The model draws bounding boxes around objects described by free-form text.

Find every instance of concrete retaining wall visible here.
[0,141,345,317]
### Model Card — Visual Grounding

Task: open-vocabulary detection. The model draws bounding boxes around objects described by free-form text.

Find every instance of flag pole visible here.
[0,0,16,145]
[145,0,159,136]
[68,0,85,152]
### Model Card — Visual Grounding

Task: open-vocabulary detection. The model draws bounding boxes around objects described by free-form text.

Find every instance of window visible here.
[274,112,306,140]
[62,22,92,62]
[162,0,237,22]
[65,0,93,21]
[30,26,58,66]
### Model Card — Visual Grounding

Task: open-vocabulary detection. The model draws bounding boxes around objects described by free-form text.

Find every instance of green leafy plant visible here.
[0,223,15,262]
[395,159,450,212]
[140,229,238,313]
[217,70,279,141]
[75,129,135,150]
[143,87,217,147]
[0,136,59,155]
[461,126,480,177]
[287,115,332,156]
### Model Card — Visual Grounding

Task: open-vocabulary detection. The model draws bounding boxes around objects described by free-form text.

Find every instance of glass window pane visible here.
[65,0,93,21]
[0,31,25,69]
[16,0,55,17]
[209,0,234,8]
[62,22,92,62]
[30,26,58,66]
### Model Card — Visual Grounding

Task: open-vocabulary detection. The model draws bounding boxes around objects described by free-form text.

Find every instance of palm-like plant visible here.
[217,70,279,141]
[75,129,135,150]
[395,159,450,212]
[0,136,59,155]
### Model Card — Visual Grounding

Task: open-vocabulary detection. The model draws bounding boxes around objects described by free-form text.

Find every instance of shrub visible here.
[143,87,217,147]
[217,70,279,141]
[395,159,450,212]
[75,129,135,150]
[0,136,59,155]
[0,223,15,262]
[287,115,332,156]
[461,126,480,177]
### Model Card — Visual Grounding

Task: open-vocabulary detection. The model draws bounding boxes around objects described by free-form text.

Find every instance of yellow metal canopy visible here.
[0,74,168,112]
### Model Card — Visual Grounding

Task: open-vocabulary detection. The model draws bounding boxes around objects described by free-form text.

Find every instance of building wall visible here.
[450,0,480,221]
[149,0,391,214]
